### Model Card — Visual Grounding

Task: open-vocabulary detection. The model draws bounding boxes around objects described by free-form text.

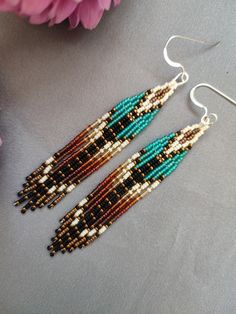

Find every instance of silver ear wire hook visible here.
[163,35,220,86]
[190,83,236,125]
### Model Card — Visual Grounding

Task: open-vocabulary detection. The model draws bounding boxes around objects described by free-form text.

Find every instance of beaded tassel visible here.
[14,80,178,213]
[48,122,209,256]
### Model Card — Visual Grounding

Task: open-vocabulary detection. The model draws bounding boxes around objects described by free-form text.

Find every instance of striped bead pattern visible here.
[14,80,178,213]
[48,122,209,256]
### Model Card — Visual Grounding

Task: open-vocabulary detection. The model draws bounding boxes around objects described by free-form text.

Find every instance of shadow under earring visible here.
[14,35,216,213]
[48,83,235,256]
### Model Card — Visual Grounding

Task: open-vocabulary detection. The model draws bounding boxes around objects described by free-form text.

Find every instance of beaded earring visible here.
[48,83,236,256]
[14,35,216,213]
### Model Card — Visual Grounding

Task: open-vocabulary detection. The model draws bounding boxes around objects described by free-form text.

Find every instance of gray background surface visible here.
[0,1,236,313]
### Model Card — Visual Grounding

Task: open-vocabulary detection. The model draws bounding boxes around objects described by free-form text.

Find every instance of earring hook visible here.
[163,35,220,86]
[190,83,236,125]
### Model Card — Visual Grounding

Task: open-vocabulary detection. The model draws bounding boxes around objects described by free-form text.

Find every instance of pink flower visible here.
[0,0,121,29]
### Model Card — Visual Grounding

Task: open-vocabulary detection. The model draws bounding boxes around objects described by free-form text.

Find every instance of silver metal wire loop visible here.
[190,83,236,125]
[163,35,220,87]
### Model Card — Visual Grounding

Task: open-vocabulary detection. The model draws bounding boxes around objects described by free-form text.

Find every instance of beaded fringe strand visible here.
[14,80,178,213]
[48,122,209,256]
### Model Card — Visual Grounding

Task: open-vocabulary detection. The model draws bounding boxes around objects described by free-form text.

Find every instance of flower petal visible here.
[98,0,111,10]
[69,6,80,29]
[20,0,52,15]
[29,8,51,24]
[0,0,19,11]
[53,0,77,24]
[0,0,121,29]
[79,0,104,30]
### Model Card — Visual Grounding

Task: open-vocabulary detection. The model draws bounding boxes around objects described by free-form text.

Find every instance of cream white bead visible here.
[39,175,47,183]
[48,186,56,194]
[169,80,178,90]
[94,131,102,139]
[88,229,97,237]
[182,142,189,148]
[43,165,52,174]
[79,198,87,206]
[142,182,149,189]
[133,183,141,190]
[98,121,106,130]
[174,144,181,151]
[58,184,66,192]
[176,133,184,141]
[131,152,140,160]
[74,208,83,218]
[127,162,135,170]
[113,141,120,149]
[79,229,89,238]
[45,156,54,165]
[128,183,139,194]
[104,142,112,150]
[71,218,79,227]
[121,140,129,148]
[151,181,160,189]
[66,184,76,193]
[123,171,131,180]
[98,226,107,235]
[102,112,110,120]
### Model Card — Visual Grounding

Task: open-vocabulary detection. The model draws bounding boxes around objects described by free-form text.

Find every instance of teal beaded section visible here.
[113,91,145,111]
[138,132,176,165]
[145,158,173,180]
[123,110,158,138]
[143,133,176,153]
[116,109,159,139]
[108,92,145,128]
[145,151,188,180]
[136,146,164,168]
[162,151,187,177]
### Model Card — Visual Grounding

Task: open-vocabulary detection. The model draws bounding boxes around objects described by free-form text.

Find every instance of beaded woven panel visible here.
[14,80,177,213]
[48,122,209,256]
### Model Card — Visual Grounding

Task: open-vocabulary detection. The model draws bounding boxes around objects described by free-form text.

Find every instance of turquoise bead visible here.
[145,158,173,180]
[114,92,144,111]
[117,117,143,138]
[117,111,158,139]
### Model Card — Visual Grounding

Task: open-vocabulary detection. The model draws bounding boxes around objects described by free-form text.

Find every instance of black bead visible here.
[131,170,144,183]
[103,128,116,141]
[78,151,89,162]
[95,137,106,148]
[100,199,110,210]
[124,177,135,188]
[107,191,118,203]
[87,143,97,155]
[115,183,126,196]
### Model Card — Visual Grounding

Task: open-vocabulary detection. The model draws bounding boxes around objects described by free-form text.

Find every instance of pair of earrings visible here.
[14,35,235,256]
